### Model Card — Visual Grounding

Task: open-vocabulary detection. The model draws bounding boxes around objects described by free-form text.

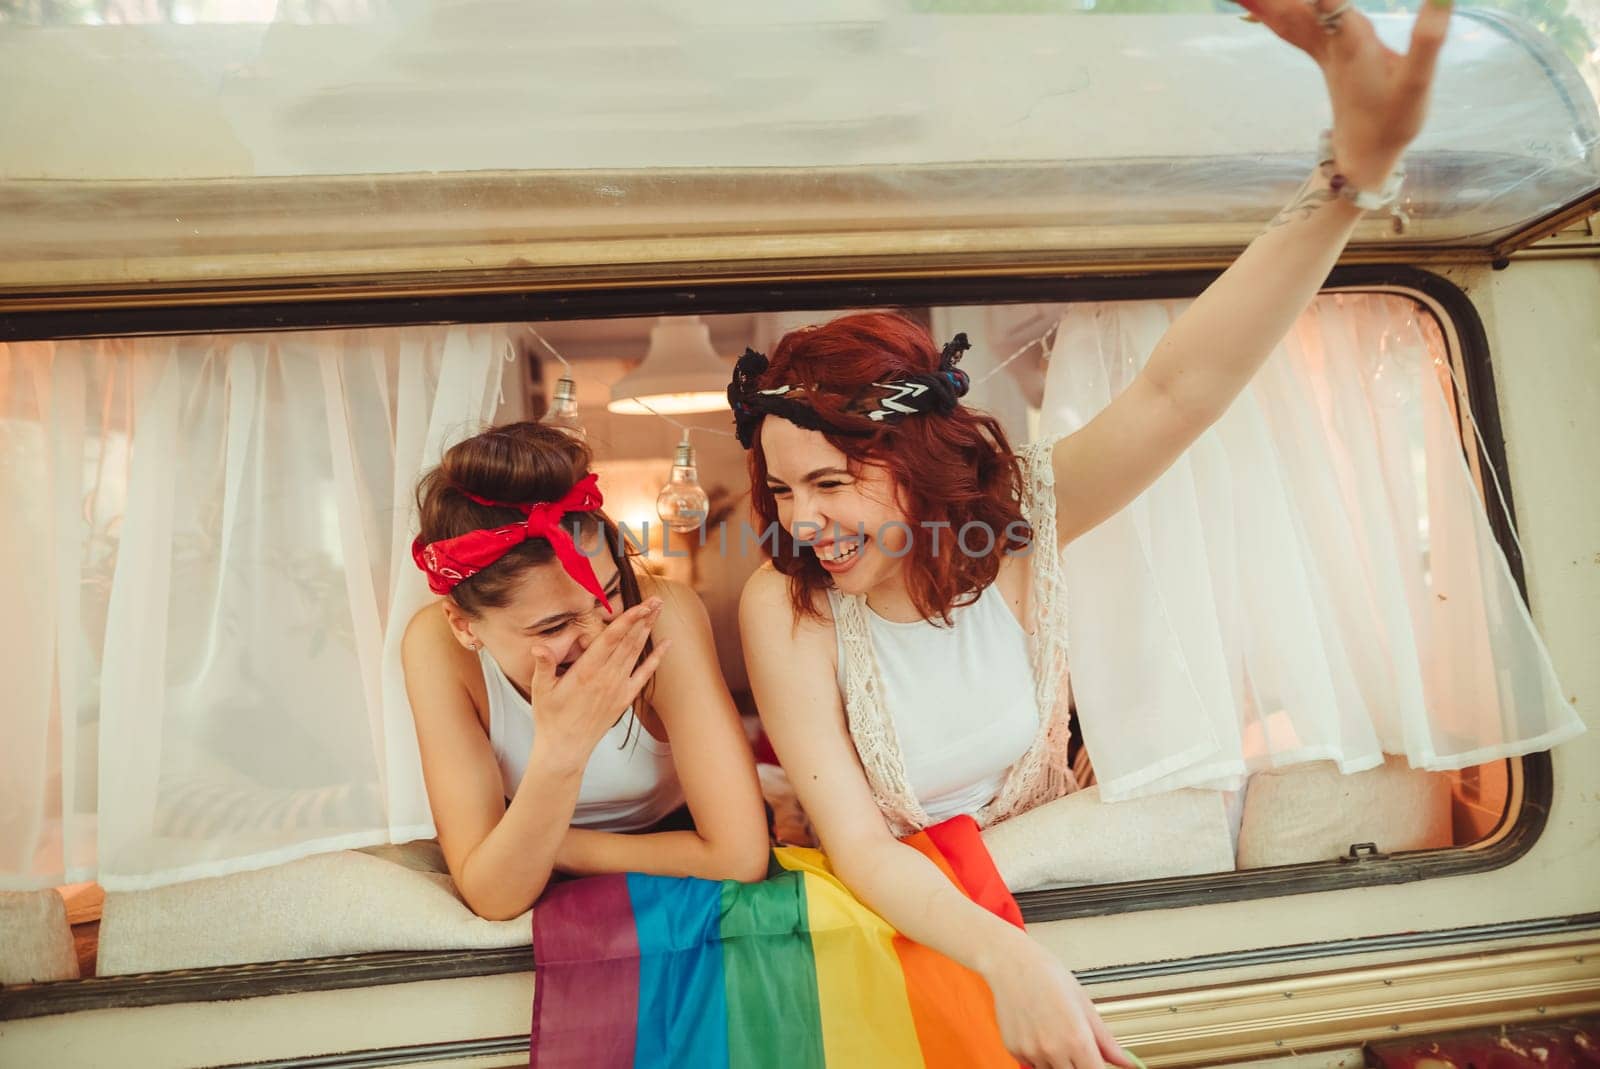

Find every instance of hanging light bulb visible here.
[541,375,586,440]
[656,433,710,533]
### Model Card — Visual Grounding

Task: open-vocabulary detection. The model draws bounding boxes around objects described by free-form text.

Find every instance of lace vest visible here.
[832,435,1077,835]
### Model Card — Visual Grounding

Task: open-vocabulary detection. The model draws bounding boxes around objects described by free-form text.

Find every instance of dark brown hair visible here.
[415,422,654,716]
[745,312,1032,625]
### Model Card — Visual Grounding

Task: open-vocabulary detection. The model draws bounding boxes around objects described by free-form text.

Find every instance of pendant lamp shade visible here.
[607,316,732,415]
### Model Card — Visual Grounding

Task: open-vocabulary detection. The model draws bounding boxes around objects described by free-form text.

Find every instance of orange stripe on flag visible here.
[896,830,1021,1069]
[894,936,1018,1069]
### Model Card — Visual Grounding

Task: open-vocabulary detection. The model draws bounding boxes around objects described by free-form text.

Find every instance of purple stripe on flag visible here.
[531,874,641,1069]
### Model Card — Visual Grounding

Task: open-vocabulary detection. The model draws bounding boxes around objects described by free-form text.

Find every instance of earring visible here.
[469,641,482,651]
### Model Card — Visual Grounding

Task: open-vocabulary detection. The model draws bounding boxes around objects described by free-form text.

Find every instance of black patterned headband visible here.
[727,333,972,449]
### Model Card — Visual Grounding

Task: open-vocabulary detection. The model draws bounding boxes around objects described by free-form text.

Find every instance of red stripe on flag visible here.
[922,816,1025,929]
[531,874,640,1069]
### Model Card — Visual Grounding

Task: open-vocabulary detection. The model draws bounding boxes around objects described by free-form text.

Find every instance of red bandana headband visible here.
[410,472,613,613]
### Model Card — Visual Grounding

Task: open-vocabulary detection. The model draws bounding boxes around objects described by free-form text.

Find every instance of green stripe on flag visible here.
[719,868,826,1069]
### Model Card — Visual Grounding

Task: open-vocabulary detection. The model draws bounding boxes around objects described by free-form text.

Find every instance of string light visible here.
[971,322,1059,388]
[524,319,1068,537]
[617,395,734,532]
[528,317,1062,435]
[527,327,587,441]
[656,431,712,533]
[517,316,1529,582]
[521,326,734,531]
[541,376,586,440]
[621,393,739,441]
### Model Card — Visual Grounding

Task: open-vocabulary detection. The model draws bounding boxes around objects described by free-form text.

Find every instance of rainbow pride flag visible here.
[531,815,1024,1068]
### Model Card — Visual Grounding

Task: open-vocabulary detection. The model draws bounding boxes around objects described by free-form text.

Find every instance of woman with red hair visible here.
[736,2,1453,1066]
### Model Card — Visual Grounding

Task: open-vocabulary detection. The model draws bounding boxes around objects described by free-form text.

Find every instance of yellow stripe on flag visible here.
[773,847,926,1068]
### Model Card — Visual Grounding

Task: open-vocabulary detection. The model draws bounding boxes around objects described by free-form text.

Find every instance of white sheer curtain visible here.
[0,325,507,891]
[1040,293,1583,800]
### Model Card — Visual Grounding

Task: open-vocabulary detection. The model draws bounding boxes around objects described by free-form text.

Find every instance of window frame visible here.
[0,264,1561,1022]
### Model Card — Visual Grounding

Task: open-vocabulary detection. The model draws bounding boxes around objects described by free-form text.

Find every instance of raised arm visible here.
[553,577,770,884]
[740,564,1130,1069]
[1051,0,1451,547]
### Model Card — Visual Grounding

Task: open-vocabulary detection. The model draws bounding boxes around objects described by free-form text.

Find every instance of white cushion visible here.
[96,841,528,976]
[981,785,1236,892]
[1236,756,1453,869]
[0,890,80,984]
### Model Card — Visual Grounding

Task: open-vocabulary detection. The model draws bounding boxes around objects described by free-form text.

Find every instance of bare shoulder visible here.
[401,601,485,728]
[635,567,694,608]
[738,560,788,617]
[739,564,837,691]
[402,600,457,663]
[739,562,833,641]
[635,569,712,638]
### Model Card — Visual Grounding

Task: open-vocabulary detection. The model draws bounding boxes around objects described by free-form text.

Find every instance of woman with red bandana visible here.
[403,422,769,922]
[735,2,1455,1067]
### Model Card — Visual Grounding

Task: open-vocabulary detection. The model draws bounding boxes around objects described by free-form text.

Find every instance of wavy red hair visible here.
[745,312,1032,624]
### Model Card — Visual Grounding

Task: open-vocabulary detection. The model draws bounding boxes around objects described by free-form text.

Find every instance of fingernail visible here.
[1238,13,1261,21]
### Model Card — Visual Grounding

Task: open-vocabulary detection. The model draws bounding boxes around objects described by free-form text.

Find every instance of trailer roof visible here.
[2,4,1596,293]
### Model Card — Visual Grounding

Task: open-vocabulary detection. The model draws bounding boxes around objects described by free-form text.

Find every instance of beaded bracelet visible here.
[1317,128,1410,235]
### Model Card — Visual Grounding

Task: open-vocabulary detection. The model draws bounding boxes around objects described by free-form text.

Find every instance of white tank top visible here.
[479,650,684,833]
[829,582,1042,824]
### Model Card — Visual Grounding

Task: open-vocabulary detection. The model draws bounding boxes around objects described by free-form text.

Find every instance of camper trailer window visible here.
[0,281,1550,991]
